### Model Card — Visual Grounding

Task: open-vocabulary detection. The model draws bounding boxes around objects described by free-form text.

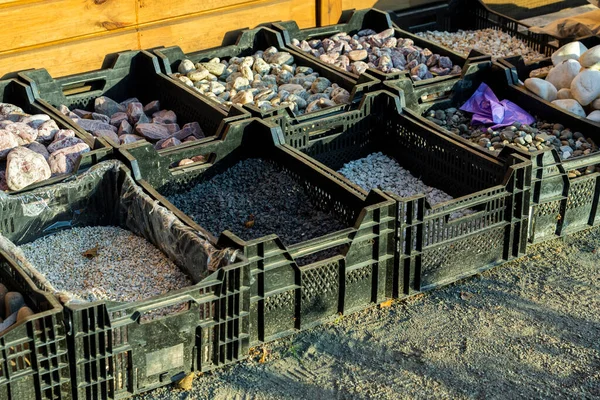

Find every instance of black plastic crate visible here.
[0,160,250,399]
[279,90,530,293]
[271,8,469,86]
[18,51,248,150]
[398,61,600,243]
[390,0,559,57]
[0,247,71,400]
[120,118,397,344]
[0,79,111,195]
[154,27,380,129]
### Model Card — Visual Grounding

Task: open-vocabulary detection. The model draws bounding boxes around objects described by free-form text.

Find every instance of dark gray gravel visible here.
[167,158,347,245]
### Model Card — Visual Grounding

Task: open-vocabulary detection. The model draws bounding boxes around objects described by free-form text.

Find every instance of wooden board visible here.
[0,0,316,78]
[0,0,137,52]
[138,0,315,51]
[343,0,442,12]
[0,30,140,78]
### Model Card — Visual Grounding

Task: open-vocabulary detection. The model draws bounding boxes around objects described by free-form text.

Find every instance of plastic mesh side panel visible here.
[0,257,70,400]
[420,225,506,289]
[563,176,598,234]
[300,261,340,327]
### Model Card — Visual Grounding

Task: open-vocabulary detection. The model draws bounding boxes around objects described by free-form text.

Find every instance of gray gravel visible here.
[338,152,455,205]
[338,152,472,218]
[167,158,347,245]
[134,227,600,400]
[20,226,191,303]
[415,29,546,62]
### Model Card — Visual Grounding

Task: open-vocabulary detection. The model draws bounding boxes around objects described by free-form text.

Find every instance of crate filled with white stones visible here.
[295,91,531,294]
[120,117,396,343]
[0,160,249,398]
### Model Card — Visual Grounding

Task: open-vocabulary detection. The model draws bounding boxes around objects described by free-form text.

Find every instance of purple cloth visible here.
[460,83,535,129]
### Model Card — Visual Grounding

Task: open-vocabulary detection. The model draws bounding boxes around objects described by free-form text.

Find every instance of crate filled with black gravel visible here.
[0,160,248,398]
[154,26,379,127]
[167,158,348,245]
[121,117,396,342]
[18,50,247,150]
[286,90,530,294]
[0,246,71,400]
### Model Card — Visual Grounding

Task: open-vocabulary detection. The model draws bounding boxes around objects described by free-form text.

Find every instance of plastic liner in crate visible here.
[0,247,70,400]
[119,118,396,345]
[403,61,600,243]
[0,160,249,399]
[284,90,531,293]
[383,57,496,115]
[0,79,111,195]
[18,51,248,150]
[390,0,559,57]
[153,26,380,126]
[271,8,469,86]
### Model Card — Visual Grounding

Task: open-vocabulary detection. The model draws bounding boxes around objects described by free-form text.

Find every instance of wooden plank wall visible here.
[320,0,441,25]
[0,0,315,78]
[0,0,434,78]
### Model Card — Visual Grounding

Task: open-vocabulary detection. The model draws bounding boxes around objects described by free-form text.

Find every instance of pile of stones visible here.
[416,29,546,62]
[425,107,598,163]
[58,97,205,149]
[291,28,462,79]
[0,284,36,333]
[172,49,350,115]
[523,42,600,123]
[167,158,347,245]
[20,226,192,304]
[0,103,88,191]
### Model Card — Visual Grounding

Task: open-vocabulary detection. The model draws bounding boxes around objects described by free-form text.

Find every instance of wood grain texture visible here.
[0,0,136,52]
[342,0,442,12]
[137,0,258,23]
[138,0,316,52]
[0,0,316,78]
[318,0,342,26]
[0,31,139,77]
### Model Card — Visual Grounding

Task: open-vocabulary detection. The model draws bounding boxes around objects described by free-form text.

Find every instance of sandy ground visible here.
[136,227,600,400]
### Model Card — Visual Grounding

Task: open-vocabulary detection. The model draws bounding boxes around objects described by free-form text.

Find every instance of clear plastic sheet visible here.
[0,160,239,304]
[460,83,535,129]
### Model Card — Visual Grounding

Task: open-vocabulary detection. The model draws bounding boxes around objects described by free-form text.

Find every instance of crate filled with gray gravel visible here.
[120,117,396,345]
[0,160,250,399]
[154,26,380,138]
[290,90,531,295]
[404,61,600,243]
